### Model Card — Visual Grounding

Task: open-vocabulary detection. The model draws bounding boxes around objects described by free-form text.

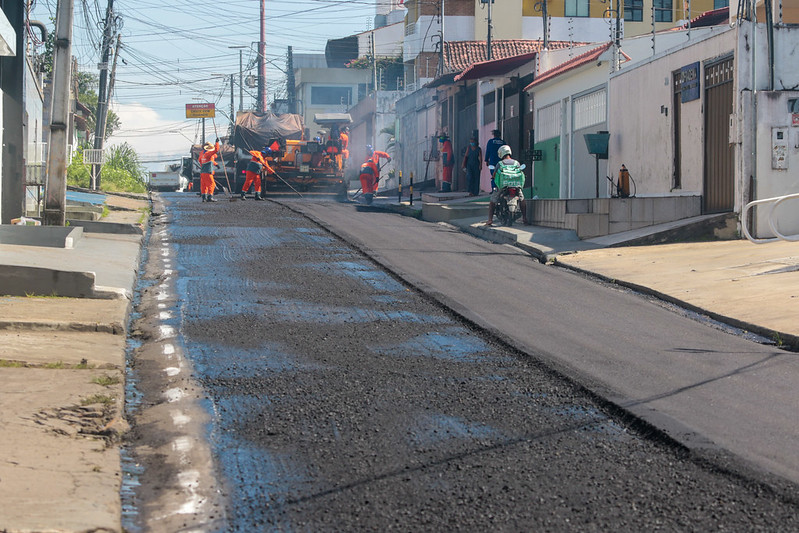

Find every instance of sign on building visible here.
[680,62,700,103]
[185,103,216,119]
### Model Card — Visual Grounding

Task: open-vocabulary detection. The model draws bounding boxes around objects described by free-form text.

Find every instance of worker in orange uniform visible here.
[340,126,350,165]
[241,148,273,200]
[358,145,390,205]
[199,139,220,202]
[439,134,454,192]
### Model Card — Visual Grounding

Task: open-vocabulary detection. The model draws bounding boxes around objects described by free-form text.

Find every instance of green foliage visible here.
[67,143,147,193]
[67,146,92,188]
[100,144,147,193]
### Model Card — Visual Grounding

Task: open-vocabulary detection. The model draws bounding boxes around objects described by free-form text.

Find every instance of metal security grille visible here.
[536,102,561,142]
[703,56,735,214]
[573,89,607,131]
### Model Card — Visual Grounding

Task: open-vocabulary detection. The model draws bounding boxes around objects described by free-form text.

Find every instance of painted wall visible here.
[473,0,523,41]
[607,29,736,197]
[522,16,617,43]
[752,90,799,238]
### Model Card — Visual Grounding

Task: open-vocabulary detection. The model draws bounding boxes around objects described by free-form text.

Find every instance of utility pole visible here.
[371,32,377,93]
[258,0,267,112]
[104,34,121,133]
[287,46,296,114]
[542,0,549,48]
[92,0,115,190]
[229,45,247,111]
[487,0,493,61]
[439,0,445,74]
[230,75,235,134]
[43,0,74,226]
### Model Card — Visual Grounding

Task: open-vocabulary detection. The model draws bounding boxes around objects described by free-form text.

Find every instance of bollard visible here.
[409,172,414,206]
[398,170,402,204]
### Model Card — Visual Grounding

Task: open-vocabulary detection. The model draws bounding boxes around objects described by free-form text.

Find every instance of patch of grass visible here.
[137,206,151,225]
[102,205,110,218]
[92,375,121,387]
[44,361,66,369]
[81,394,115,406]
[42,359,95,370]
[0,359,26,368]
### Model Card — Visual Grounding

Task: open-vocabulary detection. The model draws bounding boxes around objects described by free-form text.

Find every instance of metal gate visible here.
[703,56,734,213]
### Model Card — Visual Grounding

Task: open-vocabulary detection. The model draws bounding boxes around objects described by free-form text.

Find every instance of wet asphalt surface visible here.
[129,192,799,531]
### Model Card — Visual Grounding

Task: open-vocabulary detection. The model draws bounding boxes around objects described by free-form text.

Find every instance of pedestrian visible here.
[462,135,483,196]
[439,134,454,192]
[240,148,274,200]
[199,139,220,202]
[358,145,391,205]
[485,129,505,192]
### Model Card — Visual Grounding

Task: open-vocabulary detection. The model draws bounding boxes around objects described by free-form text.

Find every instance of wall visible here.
[607,29,736,198]
[751,90,799,238]
[397,87,438,185]
[295,67,372,132]
[473,0,522,41]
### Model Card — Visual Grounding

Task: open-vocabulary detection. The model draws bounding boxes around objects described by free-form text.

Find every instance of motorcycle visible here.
[496,186,523,227]
[489,163,526,227]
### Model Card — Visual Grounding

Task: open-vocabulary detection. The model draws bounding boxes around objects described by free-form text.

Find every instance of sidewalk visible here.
[0,192,147,532]
[369,192,799,349]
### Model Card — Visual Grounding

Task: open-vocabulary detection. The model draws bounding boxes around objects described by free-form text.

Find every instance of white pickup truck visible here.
[148,171,186,192]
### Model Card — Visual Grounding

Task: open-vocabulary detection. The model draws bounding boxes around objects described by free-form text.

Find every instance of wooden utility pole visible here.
[43,0,74,226]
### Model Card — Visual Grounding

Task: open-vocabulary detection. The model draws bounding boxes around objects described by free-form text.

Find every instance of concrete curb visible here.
[553,257,799,352]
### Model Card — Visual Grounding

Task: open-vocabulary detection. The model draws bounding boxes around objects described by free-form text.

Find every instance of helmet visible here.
[497,145,512,159]
[366,144,374,156]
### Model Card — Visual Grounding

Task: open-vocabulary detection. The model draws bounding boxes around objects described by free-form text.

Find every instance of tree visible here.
[67,142,146,193]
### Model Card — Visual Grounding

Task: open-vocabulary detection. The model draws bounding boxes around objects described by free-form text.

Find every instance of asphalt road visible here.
[124,193,799,531]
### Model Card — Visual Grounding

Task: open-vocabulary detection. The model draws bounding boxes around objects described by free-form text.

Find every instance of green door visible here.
[533,137,560,198]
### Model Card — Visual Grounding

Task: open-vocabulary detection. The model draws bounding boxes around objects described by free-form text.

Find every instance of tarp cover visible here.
[233,112,305,152]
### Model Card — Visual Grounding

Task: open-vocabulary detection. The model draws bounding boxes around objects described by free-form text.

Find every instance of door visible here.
[703,56,734,213]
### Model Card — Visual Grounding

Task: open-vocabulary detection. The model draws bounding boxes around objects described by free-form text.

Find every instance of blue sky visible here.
[32,0,381,169]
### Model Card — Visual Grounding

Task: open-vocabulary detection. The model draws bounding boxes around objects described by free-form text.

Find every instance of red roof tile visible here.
[524,42,625,91]
[444,40,575,73]
[680,6,729,28]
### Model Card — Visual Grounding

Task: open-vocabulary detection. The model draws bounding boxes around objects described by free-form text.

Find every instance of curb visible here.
[552,257,799,352]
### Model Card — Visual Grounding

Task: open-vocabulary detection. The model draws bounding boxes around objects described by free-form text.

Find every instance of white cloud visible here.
[107,102,200,171]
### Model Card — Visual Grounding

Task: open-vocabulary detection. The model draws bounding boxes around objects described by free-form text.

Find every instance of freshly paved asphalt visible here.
[286,198,799,488]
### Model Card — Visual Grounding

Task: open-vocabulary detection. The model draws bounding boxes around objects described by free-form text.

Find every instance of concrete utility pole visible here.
[258,0,267,112]
[92,0,115,190]
[486,0,493,61]
[287,46,296,114]
[43,0,74,226]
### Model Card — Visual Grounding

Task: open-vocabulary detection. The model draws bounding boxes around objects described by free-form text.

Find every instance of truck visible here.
[148,170,185,192]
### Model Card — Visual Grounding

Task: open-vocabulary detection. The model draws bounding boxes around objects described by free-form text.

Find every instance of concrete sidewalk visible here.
[0,192,147,533]
[372,192,799,349]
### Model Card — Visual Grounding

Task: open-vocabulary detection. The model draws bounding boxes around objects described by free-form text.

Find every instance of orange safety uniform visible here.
[359,150,390,194]
[440,138,454,191]
[199,142,220,196]
[340,132,349,161]
[243,150,274,194]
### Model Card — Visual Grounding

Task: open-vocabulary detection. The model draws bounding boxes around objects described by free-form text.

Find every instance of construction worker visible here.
[241,149,273,200]
[199,139,219,202]
[439,134,454,192]
[340,126,350,164]
[358,145,390,205]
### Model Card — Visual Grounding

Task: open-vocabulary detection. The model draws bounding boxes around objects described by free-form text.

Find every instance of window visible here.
[713,0,728,8]
[536,103,561,142]
[310,86,352,106]
[624,0,642,21]
[483,92,495,125]
[573,90,606,130]
[654,0,672,22]
[565,0,589,17]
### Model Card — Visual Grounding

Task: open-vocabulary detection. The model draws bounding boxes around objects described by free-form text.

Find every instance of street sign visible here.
[185,103,215,119]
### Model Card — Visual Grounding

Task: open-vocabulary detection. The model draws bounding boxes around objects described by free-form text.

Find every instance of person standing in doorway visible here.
[462,135,483,196]
[439,134,454,192]
[485,129,505,192]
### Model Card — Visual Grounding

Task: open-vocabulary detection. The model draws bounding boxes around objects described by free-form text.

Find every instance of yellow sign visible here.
[185,103,215,118]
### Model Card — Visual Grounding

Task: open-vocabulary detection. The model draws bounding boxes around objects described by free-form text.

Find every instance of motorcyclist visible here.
[358,145,390,204]
[485,145,529,226]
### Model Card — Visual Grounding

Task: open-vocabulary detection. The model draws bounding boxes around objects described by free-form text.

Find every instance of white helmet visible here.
[497,145,512,159]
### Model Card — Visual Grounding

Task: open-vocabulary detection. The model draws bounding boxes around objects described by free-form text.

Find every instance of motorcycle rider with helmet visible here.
[485,145,529,226]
